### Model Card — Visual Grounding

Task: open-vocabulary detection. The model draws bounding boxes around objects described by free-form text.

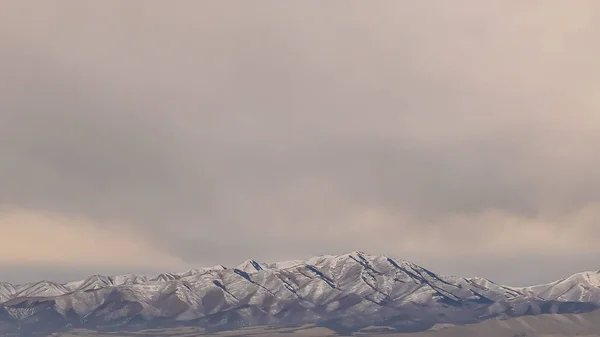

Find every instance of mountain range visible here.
[1,251,599,336]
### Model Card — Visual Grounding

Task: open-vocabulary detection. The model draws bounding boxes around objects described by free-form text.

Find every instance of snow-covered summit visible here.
[519,270,600,302]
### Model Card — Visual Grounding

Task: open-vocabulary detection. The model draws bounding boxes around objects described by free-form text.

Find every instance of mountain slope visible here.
[0,252,598,336]
[519,271,600,302]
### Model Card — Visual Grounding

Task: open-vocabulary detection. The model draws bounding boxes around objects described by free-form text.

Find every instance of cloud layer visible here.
[1,1,599,285]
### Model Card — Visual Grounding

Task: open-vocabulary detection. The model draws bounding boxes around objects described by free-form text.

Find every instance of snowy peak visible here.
[0,283,16,303]
[519,270,600,302]
[235,259,266,273]
[575,270,600,287]
[268,259,303,269]
[12,280,70,299]
[113,273,148,285]
[175,265,227,279]
[150,272,178,282]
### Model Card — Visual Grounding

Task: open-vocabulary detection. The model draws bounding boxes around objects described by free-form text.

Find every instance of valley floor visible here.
[45,308,600,337]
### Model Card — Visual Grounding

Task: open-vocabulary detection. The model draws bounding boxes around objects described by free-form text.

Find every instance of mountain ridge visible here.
[1,251,599,336]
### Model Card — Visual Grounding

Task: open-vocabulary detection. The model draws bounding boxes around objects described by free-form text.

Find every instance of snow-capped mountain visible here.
[518,270,600,302]
[0,252,598,335]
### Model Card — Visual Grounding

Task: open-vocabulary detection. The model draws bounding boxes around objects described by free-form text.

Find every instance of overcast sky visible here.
[1,1,599,286]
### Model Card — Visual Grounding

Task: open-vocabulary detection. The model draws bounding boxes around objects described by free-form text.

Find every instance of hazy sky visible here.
[1,1,599,286]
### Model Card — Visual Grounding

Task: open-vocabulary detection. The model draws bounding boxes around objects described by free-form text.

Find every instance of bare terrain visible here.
[43,308,600,337]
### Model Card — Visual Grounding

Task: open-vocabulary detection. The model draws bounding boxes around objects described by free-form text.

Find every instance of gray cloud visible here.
[1,1,600,285]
